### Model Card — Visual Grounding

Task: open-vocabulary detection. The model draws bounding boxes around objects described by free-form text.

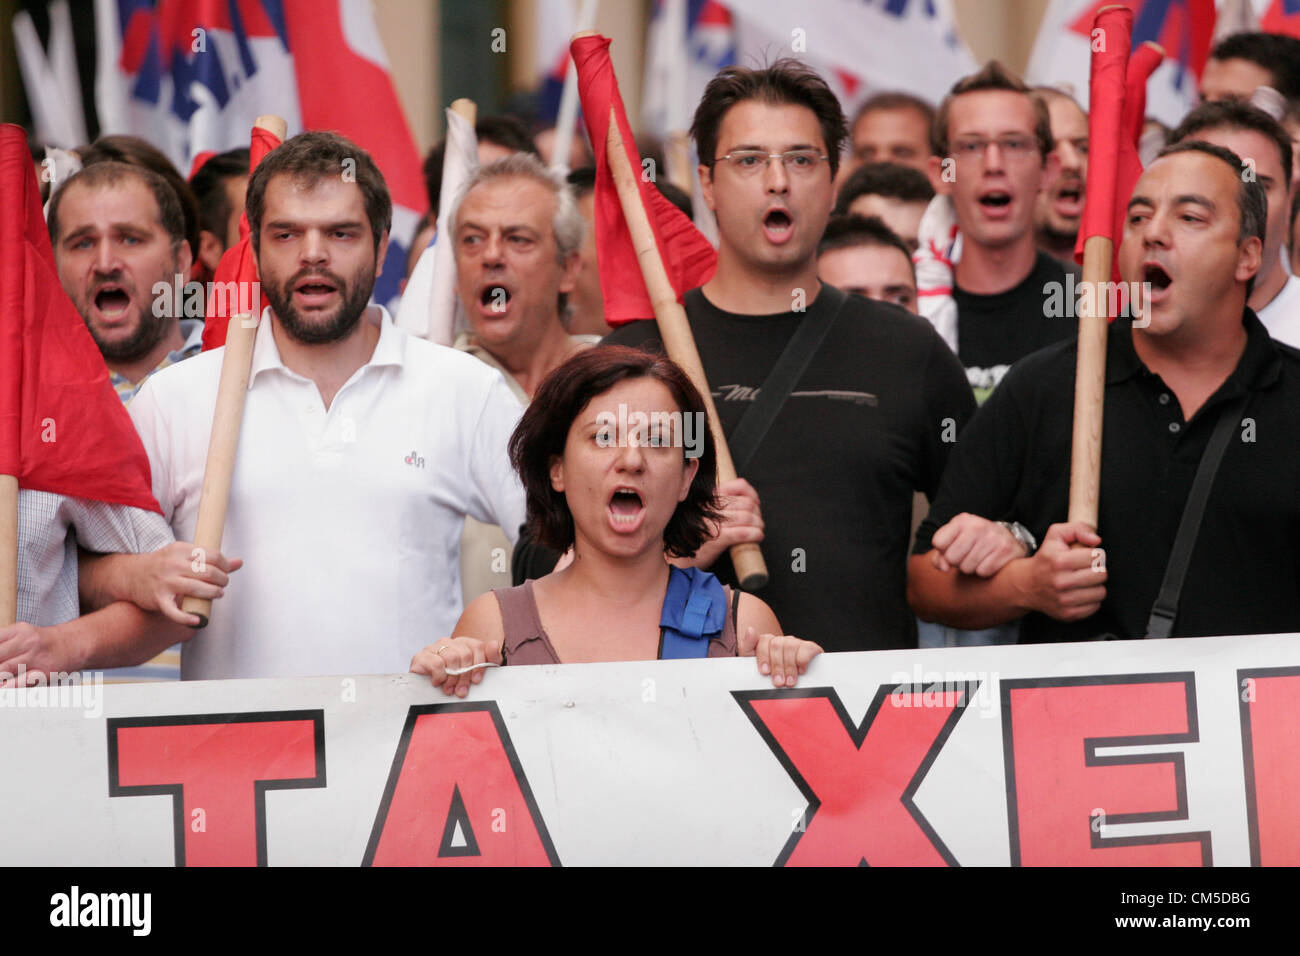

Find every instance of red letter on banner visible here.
[1002,675,1209,866]
[734,685,969,866]
[108,711,325,866]
[1240,667,1300,865]
[364,702,559,866]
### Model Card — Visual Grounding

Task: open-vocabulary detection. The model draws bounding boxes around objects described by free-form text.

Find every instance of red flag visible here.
[0,124,160,513]
[572,33,717,326]
[201,125,281,351]
[1074,9,1165,283]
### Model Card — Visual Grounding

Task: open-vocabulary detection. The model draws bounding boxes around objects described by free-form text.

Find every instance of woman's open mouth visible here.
[607,487,646,533]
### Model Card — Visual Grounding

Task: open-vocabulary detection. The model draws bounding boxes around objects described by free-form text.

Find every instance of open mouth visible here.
[607,487,645,530]
[1053,183,1083,216]
[762,208,794,242]
[479,284,511,313]
[1144,262,1172,291]
[294,274,339,305]
[979,191,1012,209]
[93,285,131,317]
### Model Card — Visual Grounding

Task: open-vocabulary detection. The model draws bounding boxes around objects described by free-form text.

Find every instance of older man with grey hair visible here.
[450,153,600,600]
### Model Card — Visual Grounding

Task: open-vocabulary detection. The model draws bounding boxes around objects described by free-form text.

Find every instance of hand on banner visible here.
[1021,522,1107,621]
[678,478,764,570]
[740,626,822,688]
[930,513,1028,576]
[411,637,503,698]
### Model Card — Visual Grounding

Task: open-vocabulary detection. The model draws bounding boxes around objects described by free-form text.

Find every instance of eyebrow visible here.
[457,220,542,237]
[265,219,366,232]
[885,284,915,296]
[725,142,819,153]
[61,223,152,243]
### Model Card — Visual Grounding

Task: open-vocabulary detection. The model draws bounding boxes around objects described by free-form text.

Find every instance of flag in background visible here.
[573,34,717,326]
[1028,0,1216,125]
[0,123,160,515]
[201,123,281,351]
[93,0,423,311]
[1257,0,1300,36]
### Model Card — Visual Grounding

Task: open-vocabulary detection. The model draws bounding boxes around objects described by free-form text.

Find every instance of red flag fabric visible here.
[201,125,281,351]
[572,33,717,326]
[0,124,160,513]
[1075,5,1135,273]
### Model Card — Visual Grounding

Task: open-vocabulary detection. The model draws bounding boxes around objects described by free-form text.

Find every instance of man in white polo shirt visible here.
[128,132,525,679]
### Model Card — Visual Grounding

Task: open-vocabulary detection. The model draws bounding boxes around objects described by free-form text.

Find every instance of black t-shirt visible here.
[955,251,1077,403]
[914,310,1300,643]
[604,285,975,652]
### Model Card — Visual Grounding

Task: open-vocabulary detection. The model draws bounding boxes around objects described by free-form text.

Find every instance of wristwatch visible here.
[997,520,1038,556]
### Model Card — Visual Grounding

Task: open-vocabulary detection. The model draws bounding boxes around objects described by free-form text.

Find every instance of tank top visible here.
[492,569,739,665]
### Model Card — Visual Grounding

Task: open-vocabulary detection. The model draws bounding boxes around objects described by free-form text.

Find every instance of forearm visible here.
[52,602,190,671]
[77,549,143,612]
[907,552,1036,629]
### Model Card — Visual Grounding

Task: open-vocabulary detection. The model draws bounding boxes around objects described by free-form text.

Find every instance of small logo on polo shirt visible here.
[404,451,425,468]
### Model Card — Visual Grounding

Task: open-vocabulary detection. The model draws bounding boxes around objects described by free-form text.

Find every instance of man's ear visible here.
[698,163,717,212]
[197,229,223,273]
[558,251,581,295]
[927,154,953,197]
[375,231,390,278]
[175,238,194,282]
[1236,234,1264,286]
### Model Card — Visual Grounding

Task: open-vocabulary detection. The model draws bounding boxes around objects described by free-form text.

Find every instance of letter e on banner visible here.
[1001,675,1210,865]
[107,711,325,866]
[363,702,560,866]
[733,685,968,865]
[1239,667,1300,866]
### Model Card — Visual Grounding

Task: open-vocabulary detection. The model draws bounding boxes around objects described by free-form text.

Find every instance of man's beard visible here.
[264,263,375,344]
[1038,220,1079,250]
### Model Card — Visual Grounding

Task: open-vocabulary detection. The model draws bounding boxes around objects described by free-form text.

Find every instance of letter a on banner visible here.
[364,702,560,866]
[733,686,970,866]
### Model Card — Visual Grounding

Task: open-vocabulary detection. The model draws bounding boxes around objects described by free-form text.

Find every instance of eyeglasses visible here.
[950,136,1039,162]
[714,149,829,175]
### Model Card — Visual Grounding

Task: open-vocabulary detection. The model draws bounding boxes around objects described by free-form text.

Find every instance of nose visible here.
[1058,141,1083,174]
[482,232,505,266]
[615,435,647,472]
[299,228,327,266]
[1143,207,1172,249]
[92,239,119,275]
[982,141,1006,173]
[764,154,791,194]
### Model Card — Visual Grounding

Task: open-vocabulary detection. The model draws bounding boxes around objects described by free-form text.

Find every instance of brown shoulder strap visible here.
[491,582,548,662]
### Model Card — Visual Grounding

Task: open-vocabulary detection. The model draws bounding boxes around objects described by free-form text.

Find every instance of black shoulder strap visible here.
[728,285,849,473]
[1145,393,1250,639]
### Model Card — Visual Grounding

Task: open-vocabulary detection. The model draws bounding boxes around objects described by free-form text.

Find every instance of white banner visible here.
[2,633,1299,866]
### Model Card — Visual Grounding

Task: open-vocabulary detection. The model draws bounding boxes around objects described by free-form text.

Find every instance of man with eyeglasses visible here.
[602,60,975,653]
[927,61,1076,406]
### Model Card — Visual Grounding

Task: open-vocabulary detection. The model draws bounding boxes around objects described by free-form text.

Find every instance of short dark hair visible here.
[933,60,1054,160]
[78,134,201,257]
[817,214,915,274]
[509,346,722,558]
[246,130,391,256]
[1209,31,1300,102]
[190,147,250,240]
[1167,99,1293,192]
[566,166,597,200]
[850,92,935,138]
[422,116,540,214]
[1151,140,1267,294]
[692,59,848,178]
[48,161,186,252]
[834,161,934,215]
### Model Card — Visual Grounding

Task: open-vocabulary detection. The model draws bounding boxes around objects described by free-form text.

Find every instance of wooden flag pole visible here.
[180,113,286,627]
[1068,235,1112,528]
[0,474,16,626]
[601,102,769,590]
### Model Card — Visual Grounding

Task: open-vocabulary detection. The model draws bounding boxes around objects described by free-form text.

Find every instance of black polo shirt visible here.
[914,309,1300,642]
[605,285,976,652]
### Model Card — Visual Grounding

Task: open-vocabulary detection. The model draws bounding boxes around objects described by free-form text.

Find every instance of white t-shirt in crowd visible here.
[128,307,525,680]
[1255,274,1300,349]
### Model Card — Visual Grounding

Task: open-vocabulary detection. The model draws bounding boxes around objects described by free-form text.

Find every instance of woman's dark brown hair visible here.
[509,346,722,558]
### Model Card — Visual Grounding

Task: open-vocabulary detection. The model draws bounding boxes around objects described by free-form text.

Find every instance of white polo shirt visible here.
[128,307,525,680]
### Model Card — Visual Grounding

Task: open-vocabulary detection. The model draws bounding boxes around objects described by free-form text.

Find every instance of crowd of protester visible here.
[6,29,1300,688]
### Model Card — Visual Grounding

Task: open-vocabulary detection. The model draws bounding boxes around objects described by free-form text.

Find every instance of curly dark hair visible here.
[509,346,723,558]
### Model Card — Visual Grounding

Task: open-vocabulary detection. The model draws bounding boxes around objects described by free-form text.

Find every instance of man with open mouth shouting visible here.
[1032,86,1089,272]
[910,141,1300,645]
[126,131,526,680]
[604,61,975,654]
[928,62,1077,407]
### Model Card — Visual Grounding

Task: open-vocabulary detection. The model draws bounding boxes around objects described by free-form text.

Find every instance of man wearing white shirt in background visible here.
[1168,100,1300,347]
[128,132,525,680]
